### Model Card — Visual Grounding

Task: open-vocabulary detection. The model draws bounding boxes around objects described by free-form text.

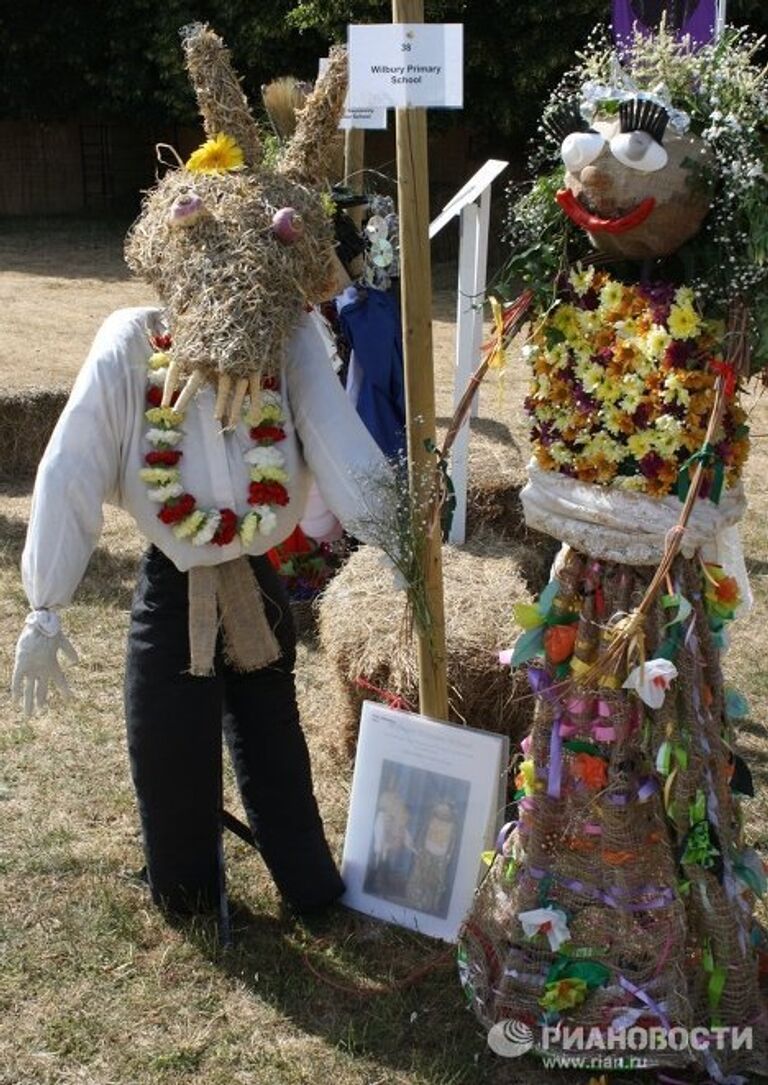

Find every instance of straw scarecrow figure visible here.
[12,25,389,918]
[459,21,768,1080]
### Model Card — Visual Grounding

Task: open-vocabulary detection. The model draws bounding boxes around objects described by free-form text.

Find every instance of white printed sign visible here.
[320,55,388,130]
[347,23,463,110]
[339,105,389,131]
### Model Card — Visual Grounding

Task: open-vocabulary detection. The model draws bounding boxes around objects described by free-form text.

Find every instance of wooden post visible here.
[392,0,449,719]
[344,128,366,229]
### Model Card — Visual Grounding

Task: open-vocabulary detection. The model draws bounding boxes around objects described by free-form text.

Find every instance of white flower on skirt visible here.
[519,907,571,951]
[622,659,678,709]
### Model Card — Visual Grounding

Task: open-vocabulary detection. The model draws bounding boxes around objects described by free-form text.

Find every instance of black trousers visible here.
[123,546,344,914]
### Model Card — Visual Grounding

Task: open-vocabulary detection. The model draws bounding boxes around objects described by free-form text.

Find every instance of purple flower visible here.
[639,452,665,479]
[665,339,694,368]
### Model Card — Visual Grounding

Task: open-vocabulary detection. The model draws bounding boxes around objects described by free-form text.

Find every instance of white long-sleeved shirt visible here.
[22,305,388,610]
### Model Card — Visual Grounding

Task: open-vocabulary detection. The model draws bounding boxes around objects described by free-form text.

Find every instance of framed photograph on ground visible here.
[340,701,509,942]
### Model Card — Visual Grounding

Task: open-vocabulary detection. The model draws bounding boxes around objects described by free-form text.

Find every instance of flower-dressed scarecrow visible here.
[459,20,767,1080]
[12,25,388,919]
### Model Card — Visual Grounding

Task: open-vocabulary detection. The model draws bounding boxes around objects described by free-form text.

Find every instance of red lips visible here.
[556,189,656,235]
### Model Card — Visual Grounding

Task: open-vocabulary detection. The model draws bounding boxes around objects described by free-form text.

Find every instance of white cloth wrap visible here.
[522,462,752,613]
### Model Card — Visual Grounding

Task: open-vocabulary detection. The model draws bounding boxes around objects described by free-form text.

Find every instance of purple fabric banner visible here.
[612,0,717,47]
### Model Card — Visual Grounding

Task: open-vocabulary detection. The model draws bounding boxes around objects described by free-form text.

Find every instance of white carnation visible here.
[193,511,221,546]
[147,482,184,502]
[147,428,183,447]
[255,505,277,536]
[244,445,285,469]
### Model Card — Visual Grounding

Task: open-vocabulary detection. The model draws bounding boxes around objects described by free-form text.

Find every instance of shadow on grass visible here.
[435,415,517,448]
[174,898,495,1084]
[0,216,135,282]
[0,512,138,611]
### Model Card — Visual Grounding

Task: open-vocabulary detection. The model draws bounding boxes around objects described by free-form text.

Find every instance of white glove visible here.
[11,610,78,717]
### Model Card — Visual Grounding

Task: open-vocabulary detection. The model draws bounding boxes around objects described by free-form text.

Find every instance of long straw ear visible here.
[278,46,348,183]
[180,23,261,166]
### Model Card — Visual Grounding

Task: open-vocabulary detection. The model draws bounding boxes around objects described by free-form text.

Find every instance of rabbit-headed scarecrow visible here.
[13,25,388,919]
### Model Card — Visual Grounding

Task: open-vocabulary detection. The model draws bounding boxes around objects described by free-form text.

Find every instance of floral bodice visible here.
[523,269,749,499]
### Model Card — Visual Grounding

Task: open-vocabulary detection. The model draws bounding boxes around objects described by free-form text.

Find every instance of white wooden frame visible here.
[429,159,508,544]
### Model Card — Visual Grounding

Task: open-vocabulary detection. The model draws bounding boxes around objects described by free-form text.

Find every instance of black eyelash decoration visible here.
[619,99,670,143]
[542,99,590,143]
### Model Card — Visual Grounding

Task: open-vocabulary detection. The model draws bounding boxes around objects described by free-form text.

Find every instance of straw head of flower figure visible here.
[555,92,713,260]
[125,24,348,429]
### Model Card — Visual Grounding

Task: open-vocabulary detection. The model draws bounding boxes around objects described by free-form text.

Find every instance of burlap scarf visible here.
[187,557,281,676]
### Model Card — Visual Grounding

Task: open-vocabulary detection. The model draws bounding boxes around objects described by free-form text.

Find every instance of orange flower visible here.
[544,624,578,664]
[571,753,608,790]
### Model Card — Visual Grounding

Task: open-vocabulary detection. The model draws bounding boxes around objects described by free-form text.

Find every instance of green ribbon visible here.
[702,940,726,1028]
[677,442,724,505]
[424,438,456,542]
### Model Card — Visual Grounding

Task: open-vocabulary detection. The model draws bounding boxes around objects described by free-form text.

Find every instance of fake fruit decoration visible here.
[271,207,305,245]
[168,191,207,228]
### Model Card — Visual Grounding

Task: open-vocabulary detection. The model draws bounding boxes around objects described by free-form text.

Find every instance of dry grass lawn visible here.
[0,220,766,1085]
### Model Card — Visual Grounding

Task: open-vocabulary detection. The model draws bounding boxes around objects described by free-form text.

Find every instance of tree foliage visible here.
[1,1,765,143]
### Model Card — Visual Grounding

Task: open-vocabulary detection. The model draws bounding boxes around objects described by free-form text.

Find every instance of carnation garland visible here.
[140,331,289,547]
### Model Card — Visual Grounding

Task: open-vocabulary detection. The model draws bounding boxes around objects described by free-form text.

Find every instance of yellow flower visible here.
[568,263,595,297]
[668,303,701,340]
[675,285,695,308]
[599,280,624,311]
[515,758,539,796]
[578,362,605,395]
[627,431,655,458]
[643,324,671,361]
[173,511,207,539]
[145,406,185,428]
[186,132,244,174]
[148,351,169,370]
[540,977,589,1011]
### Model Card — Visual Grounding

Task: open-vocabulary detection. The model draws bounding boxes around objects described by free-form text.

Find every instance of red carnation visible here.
[212,507,238,546]
[261,376,279,391]
[145,386,179,408]
[158,493,196,524]
[250,424,286,444]
[248,481,289,507]
[145,449,182,466]
[152,333,173,351]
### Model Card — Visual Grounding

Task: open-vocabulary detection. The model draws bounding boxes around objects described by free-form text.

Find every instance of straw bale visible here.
[463,430,559,589]
[0,388,67,480]
[318,531,536,757]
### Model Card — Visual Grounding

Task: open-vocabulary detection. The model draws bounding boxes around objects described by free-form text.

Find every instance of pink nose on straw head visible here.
[168,191,206,227]
[271,207,304,245]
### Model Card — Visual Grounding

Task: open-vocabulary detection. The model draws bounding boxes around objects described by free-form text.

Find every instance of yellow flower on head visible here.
[668,303,701,341]
[186,132,244,174]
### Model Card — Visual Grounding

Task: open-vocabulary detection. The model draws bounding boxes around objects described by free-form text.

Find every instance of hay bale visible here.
[0,388,67,481]
[318,530,536,758]
[463,431,559,592]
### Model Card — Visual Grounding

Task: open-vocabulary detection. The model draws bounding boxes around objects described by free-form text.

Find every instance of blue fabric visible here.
[339,289,406,461]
